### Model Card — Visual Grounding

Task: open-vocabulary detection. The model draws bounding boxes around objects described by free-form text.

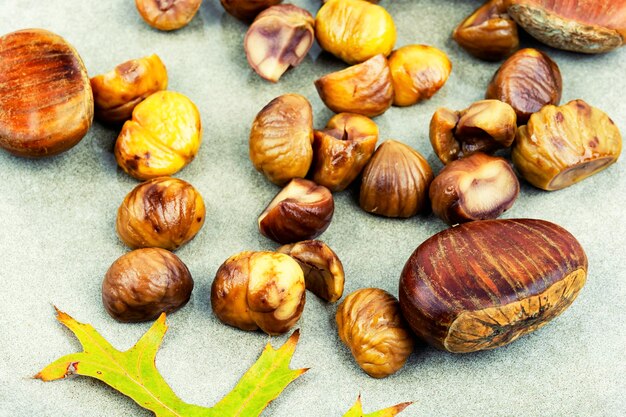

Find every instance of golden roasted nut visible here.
[115,91,202,180]
[211,251,306,335]
[360,140,433,218]
[314,54,393,118]
[249,94,313,185]
[278,240,344,302]
[116,177,205,250]
[221,0,282,22]
[244,5,314,82]
[388,45,452,107]
[259,178,334,244]
[315,0,396,64]
[453,0,519,61]
[311,113,378,191]
[429,153,519,225]
[0,29,93,158]
[512,100,622,190]
[336,288,414,378]
[91,54,168,124]
[486,48,562,124]
[429,108,460,165]
[135,0,202,31]
[102,248,194,322]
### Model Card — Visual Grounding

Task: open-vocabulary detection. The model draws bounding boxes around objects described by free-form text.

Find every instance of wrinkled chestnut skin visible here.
[102,248,194,322]
[116,177,205,251]
[135,0,202,31]
[312,113,378,192]
[0,29,93,157]
[399,219,588,353]
[429,108,461,165]
[249,94,313,185]
[512,100,622,190]
[221,0,282,22]
[336,288,414,378]
[211,251,305,335]
[486,48,562,124]
[259,178,334,244]
[453,0,519,61]
[429,153,520,225]
[360,140,434,218]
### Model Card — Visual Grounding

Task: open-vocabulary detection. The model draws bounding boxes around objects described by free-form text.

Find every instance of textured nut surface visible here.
[244,5,314,82]
[312,113,378,191]
[315,0,396,64]
[512,99,622,190]
[211,251,305,335]
[259,178,334,244]
[336,288,414,378]
[221,0,282,21]
[388,45,452,107]
[0,29,93,157]
[314,54,394,118]
[453,0,519,61]
[429,108,461,165]
[278,240,344,302]
[135,0,202,31]
[91,54,168,123]
[102,248,194,322]
[115,91,202,180]
[249,94,313,185]
[429,153,519,225]
[400,219,588,353]
[116,177,205,250]
[486,48,562,124]
[360,140,433,218]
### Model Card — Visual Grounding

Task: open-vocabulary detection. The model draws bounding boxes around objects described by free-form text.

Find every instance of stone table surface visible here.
[1,1,625,416]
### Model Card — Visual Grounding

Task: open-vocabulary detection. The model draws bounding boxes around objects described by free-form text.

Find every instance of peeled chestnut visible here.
[512,99,622,190]
[91,54,168,124]
[399,219,588,353]
[259,178,334,244]
[429,153,520,225]
[360,140,433,218]
[221,0,282,22]
[116,177,205,251]
[135,0,202,31]
[249,94,313,185]
[486,48,562,124]
[0,29,93,157]
[336,288,414,378]
[211,251,305,335]
[102,248,194,322]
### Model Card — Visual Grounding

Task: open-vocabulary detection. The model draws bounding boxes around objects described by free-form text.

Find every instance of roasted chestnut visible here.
[221,0,282,22]
[135,0,202,31]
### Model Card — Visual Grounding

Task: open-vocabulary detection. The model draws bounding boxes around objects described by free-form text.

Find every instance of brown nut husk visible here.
[388,45,452,107]
[311,113,378,192]
[102,248,194,322]
[278,240,344,302]
[512,99,622,191]
[429,153,520,225]
[135,0,202,31]
[211,251,305,335]
[91,54,168,124]
[453,0,519,61]
[244,5,314,82]
[360,140,434,218]
[486,48,562,124]
[116,177,205,251]
[249,94,313,185]
[259,178,334,244]
[0,29,93,158]
[336,288,414,378]
[221,0,282,22]
[399,219,588,353]
[314,54,394,118]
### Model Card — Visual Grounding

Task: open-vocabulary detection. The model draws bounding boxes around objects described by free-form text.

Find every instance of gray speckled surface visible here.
[1,0,625,416]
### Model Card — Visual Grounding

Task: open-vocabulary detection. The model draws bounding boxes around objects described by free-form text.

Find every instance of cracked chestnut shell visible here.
[336,288,414,378]
[486,48,562,124]
[221,0,282,22]
[512,99,622,190]
[0,29,93,157]
[399,218,588,353]
[211,251,305,335]
[103,248,194,322]
[135,0,202,31]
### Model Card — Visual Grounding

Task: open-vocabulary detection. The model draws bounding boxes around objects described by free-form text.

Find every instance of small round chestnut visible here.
[135,0,202,31]
[102,248,194,322]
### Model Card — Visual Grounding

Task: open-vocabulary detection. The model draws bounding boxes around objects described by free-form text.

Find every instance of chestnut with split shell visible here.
[135,0,203,31]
